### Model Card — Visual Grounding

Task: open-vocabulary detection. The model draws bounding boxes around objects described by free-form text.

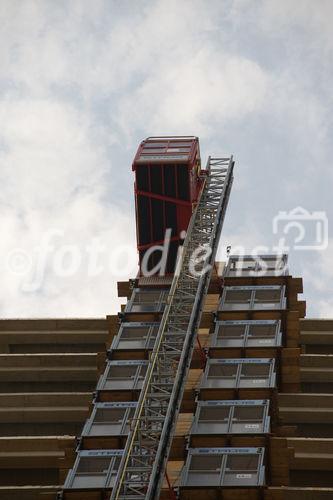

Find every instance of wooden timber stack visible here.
[2,266,333,499]
[0,318,117,499]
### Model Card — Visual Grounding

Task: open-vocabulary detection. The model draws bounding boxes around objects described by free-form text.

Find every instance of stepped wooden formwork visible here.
[300,319,333,354]
[278,393,333,437]
[4,275,333,500]
[0,319,115,499]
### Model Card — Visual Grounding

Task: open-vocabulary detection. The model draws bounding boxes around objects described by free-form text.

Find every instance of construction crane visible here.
[110,155,234,499]
[61,137,234,500]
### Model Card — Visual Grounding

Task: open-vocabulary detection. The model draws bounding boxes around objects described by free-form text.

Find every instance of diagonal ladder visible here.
[111,156,234,500]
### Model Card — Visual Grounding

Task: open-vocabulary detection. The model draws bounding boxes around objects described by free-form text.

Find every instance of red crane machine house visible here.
[132,136,204,274]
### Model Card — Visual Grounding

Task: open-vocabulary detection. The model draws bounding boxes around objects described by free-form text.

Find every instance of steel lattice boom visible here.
[110,157,234,500]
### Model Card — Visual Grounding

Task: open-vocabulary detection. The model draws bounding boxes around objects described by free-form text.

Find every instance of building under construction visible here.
[0,137,332,500]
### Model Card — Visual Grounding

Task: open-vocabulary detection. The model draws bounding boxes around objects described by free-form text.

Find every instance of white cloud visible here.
[0,93,135,316]
[0,0,332,318]
[0,99,111,207]
[117,49,269,138]
[259,0,333,46]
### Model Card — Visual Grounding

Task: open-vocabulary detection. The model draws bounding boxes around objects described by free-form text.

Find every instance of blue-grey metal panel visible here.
[64,449,123,490]
[82,402,137,437]
[219,285,286,311]
[224,254,288,277]
[212,319,282,348]
[180,447,265,487]
[97,361,148,391]
[191,399,270,435]
[111,322,160,351]
[200,359,276,390]
[124,288,168,313]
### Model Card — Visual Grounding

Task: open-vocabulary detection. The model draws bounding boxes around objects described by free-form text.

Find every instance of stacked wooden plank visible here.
[5,279,333,499]
[0,319,115,499]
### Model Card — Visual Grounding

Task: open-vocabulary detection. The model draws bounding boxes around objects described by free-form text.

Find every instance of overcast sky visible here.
[0,0,332,318]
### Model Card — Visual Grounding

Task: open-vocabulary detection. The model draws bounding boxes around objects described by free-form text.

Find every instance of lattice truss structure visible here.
[111,157,234,500]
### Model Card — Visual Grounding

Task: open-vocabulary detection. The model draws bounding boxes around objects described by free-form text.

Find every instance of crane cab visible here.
[133,136,204,275]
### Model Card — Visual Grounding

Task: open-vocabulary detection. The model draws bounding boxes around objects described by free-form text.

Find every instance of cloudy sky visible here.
[0,0,332,318]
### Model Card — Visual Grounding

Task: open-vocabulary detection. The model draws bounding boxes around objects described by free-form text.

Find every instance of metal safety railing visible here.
[110,156,234,500]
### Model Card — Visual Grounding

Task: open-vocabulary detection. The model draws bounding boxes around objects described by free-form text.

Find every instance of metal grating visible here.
[219,285,286,311]
[110,157,234,500]
[124,288,169,313]
[200,358,276,390]
[190,400,270,435]
[64,450,123,490]
[110,323,160,352]
[180,447,265,488]
[224,254,288,277]
[82,403,137,438]
[211,320,282,348]
[97,361,148,392]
